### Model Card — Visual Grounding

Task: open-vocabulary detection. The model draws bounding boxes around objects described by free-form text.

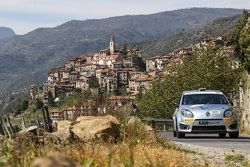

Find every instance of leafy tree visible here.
[228,10,250,70]
[113,86,127,96]
[13,101,23,115]
[35,99,44,109]
[89,76,99,88]
[139,45,243,118]
[239,17,250,69]
[22,100,29,110]
[57,91,92,108]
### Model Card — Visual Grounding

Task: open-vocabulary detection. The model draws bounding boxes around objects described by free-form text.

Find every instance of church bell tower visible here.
[110,34,115,55]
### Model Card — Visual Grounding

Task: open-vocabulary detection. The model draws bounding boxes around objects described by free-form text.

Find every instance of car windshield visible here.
[182,94,229,105]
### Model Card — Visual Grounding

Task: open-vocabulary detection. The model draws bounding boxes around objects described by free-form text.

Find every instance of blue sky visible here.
[0,0,249,35]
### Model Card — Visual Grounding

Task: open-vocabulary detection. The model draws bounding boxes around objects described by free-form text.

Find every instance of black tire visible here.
[229,131,239,138]
[176,123,185,138]
[173,130,177,137]
[173,121,177,137]
[219,133,226,138]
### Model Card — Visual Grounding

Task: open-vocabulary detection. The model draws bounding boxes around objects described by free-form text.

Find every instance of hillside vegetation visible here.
[136,14,241,57]
[0,8,242,95]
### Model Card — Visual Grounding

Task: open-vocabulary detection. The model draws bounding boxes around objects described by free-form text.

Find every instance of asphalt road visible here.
[161,132,250,154]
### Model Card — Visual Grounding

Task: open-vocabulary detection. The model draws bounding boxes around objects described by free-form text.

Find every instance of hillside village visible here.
[28,33,237,122]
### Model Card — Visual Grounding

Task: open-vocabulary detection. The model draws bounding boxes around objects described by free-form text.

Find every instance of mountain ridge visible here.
[0,27,15,39]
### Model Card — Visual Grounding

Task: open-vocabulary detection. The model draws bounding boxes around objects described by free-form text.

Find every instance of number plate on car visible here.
[211,110,220,115]
[198,120,220,125]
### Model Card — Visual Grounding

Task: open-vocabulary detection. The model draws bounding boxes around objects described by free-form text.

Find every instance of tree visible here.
[35,99,44,109]
[139,45,243,118]
[239,16,250,70]
[22,100,29,110]
[47,91,55,107]
[89,76,99,88]
[229,10,250,70]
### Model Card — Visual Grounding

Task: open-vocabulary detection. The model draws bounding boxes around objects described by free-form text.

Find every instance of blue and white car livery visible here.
[173,88,239,138]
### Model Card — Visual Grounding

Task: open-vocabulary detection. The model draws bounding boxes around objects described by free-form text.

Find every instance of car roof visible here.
[183,89,223,95]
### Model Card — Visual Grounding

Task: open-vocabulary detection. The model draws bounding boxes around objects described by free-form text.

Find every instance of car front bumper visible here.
[178,118,239,134]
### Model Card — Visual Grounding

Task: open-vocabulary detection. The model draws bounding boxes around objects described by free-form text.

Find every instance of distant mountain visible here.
[0,8,243,95]
[135,15,241,57]
[0,27,15,39]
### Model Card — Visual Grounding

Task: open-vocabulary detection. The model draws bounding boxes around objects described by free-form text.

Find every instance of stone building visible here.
[128,76,153,95]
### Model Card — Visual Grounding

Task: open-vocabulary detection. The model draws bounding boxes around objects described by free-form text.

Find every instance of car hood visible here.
[181,104,231,119]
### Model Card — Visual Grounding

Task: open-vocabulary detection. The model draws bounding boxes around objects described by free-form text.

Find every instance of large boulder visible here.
[71,115,120,142]
[52,120,72,144]
[16,126,59,145]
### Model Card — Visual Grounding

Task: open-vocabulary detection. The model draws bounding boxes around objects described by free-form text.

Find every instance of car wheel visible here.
[176,123,185,138]
[229,131,239,138]
[219,133,226,138]
[173,130,177,137]
[173,121,177,137]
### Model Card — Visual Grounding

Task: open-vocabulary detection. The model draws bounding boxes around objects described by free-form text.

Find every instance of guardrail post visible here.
[151,120,155,129]
[163,124,166,131]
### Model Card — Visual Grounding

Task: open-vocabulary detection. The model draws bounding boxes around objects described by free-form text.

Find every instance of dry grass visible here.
[0,140,207,167]
[225,153,250,167]
[0,136,210,167]
[0,116,207,167]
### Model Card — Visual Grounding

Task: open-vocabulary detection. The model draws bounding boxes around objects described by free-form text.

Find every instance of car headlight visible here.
[181,109,194,118]
[224,109,233,117]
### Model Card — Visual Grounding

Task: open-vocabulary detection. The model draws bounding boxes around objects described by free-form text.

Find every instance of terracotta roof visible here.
[96,55,117,60]
[80,63,95,67]
[65,105,77,111]
[48,73,54,76]
[101,68,112,73]
[50,108,64,113]
[108,96,126,100]
[131,77,154,82]
[146,56,160,60]
[60,68,71,72]
[160,55,172,59]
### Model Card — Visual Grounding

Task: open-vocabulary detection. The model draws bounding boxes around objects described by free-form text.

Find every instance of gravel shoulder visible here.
[160,132,250,167]
[176,141,249,167]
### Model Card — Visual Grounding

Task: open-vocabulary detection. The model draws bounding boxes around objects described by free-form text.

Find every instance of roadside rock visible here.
[32,152,76,167]
[52,120,72,144]
[19,125,38,134]
[71,115,120,142]
[15,126,59,145]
